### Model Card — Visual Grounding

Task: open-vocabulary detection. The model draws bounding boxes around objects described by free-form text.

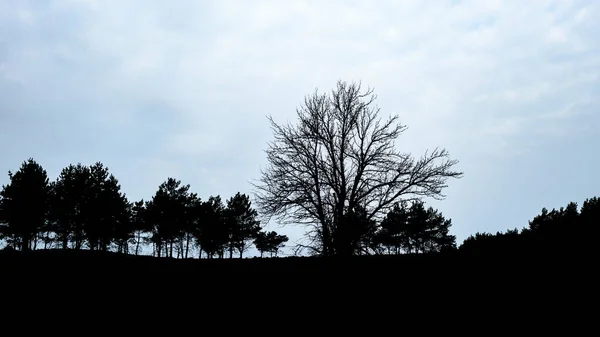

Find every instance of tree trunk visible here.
[322,222,331,256]
[21,236,29,252]
[185,234,190,259]
[74,229,83,250]
[135,232,140,255]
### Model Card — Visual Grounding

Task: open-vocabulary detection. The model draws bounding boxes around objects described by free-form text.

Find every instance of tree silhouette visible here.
[334,204,378,255]
[374,201,410,254]
[113,200,135,254]
[458,199,592,254]
[459,228,523,255]
[528,202,579,241]
[0,158,51,251]
[48,163,90,249]
[0,158,50,251]
[146,178,191,258]
[580,197,599,234]
[81,162,129,251]
[407,201,456,253]
[194,195,229,259]
[181,192,200,259]
[374,200,456,254]
[224,192,261,258]
[130,199,148,255]
[0,195,5,246]
[253,80,463,256]
[186,195,204,258]
[254,231,289,257]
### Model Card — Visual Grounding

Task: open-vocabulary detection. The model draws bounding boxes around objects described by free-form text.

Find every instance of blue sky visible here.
[1,0,599,255]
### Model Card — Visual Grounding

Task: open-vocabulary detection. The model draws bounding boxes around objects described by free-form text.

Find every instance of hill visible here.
[0,246,585,276]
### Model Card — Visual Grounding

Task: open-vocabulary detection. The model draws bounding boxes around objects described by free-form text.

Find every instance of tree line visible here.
[3,79,592,258]
[0,159,288,258]
[1,158,596,257]
[0,158,459,257]
[459,197,599,254]
[1,80,465,258]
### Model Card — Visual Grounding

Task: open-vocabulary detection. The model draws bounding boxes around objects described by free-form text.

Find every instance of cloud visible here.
[1,0,599,250]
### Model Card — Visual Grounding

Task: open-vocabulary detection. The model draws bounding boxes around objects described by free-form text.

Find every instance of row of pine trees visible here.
[460,197,600,253]
[0,158,288,258]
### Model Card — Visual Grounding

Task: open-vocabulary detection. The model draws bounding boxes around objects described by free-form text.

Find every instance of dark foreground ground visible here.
[1,246,596,319]
[0,246,592,276]
[1,248,593,331]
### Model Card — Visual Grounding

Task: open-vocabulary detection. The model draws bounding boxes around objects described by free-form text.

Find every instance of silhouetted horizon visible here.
[2,81,599,261]
[1,155,596,261]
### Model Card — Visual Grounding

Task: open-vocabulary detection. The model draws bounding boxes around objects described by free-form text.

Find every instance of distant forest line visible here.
[1,158,597,258]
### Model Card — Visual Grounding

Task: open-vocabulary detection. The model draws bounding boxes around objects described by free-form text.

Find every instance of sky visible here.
[1,0,599,256]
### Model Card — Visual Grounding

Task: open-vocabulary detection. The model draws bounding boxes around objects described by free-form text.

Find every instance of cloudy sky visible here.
[1,0,598,255]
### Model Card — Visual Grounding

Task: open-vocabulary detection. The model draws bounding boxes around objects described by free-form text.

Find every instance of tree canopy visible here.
[0,156,597,261]
[253,80,463,256]
[0,158,51,251]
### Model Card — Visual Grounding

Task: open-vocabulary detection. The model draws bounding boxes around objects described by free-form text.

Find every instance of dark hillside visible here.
[0,245,588,276]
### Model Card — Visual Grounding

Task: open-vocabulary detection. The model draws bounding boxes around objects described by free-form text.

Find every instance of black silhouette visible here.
[145,177,191,258]
[194,195,229,259]
[130,199,148,255]
[47,163,88,249]
[254,231,289,257]
[459,198,599,256]
[0,80,597,276]
[0,154,597,272]
[372,200,456,255]
[252,80,463,256]
[0,158,51,251]
[225,192,261,258]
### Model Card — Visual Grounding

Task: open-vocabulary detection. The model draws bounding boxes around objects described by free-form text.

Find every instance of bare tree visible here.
[253,80,463,256]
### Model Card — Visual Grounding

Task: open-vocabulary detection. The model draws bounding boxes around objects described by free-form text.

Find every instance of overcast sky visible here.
[1,0,599,255]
